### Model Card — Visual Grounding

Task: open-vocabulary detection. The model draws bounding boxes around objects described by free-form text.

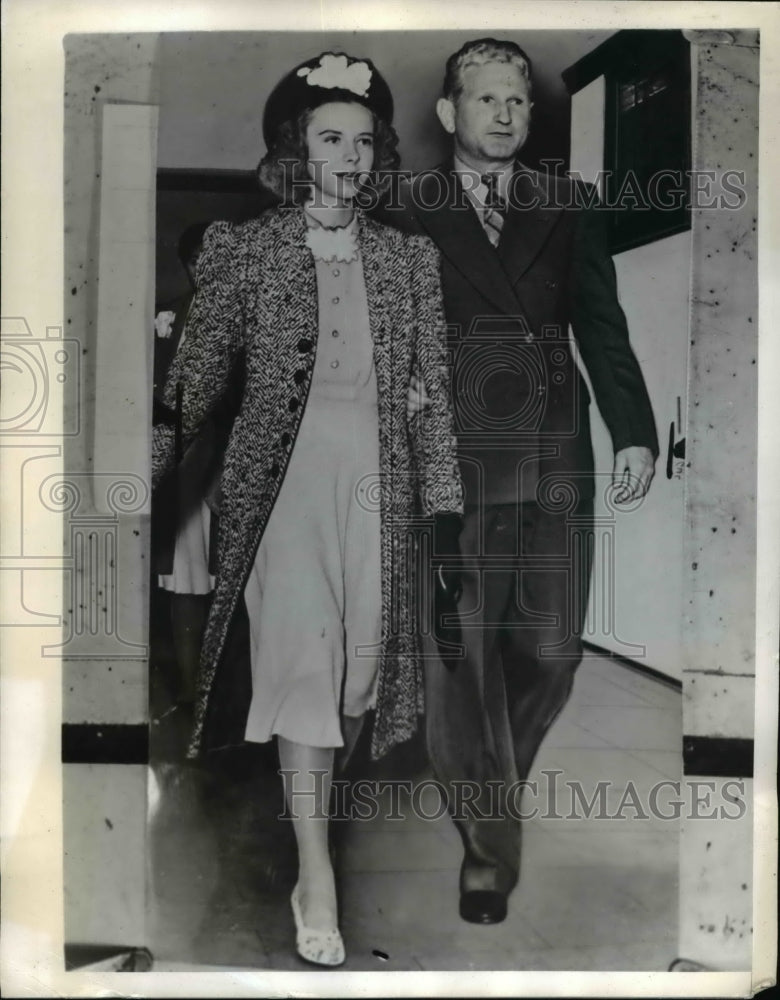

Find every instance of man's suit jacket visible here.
[377,162,659,507]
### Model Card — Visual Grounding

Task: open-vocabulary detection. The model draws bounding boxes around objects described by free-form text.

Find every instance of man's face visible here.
[438,60,532,170]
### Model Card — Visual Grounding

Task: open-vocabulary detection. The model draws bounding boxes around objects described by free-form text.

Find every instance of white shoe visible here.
[290,883,345,967]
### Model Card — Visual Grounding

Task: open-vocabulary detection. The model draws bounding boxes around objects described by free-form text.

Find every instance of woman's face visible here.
[305,102,375,204]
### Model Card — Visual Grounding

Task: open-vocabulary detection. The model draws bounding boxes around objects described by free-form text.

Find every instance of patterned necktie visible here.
[481,173,507,247]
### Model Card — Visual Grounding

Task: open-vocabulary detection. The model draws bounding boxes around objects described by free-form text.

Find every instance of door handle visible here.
[665,397,686,479]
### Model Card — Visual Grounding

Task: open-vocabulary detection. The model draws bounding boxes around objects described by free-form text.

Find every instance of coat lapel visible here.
[498,164,565,283]
[411,166,523,319]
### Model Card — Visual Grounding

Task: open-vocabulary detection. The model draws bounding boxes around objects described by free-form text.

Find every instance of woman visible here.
[152,51,463,967]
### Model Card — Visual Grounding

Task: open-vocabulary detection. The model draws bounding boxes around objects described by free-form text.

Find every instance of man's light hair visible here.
[443,38,532,103]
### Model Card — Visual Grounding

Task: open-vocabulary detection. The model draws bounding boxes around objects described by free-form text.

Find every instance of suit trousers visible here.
[424,497,594,895]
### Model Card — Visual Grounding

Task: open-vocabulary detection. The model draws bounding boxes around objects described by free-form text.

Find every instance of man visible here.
[378,38,658,924]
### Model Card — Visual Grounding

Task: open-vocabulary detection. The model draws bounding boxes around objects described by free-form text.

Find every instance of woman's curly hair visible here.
[257,103,400,206]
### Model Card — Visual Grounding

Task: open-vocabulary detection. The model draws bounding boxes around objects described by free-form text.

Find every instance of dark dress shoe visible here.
[459,889,508,924]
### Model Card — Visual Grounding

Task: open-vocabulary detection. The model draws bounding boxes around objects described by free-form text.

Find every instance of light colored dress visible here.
[243,218,382,748]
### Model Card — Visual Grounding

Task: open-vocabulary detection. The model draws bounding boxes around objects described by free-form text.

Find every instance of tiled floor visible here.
[147,646,681,972]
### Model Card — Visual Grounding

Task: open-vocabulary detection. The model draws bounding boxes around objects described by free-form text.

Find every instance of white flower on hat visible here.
[297,53,372,98]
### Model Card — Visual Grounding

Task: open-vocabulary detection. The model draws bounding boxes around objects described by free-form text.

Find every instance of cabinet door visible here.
[585,235,689,680]
[571,80,689,681]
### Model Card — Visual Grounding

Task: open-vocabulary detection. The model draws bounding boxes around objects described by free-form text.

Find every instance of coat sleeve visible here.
[151,221,245,488]
[569,185,660,458]
[408,236,464,516]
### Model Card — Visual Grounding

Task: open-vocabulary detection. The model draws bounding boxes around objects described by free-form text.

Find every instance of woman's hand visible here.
[436,563,463,602]
[434,512,463,600]
[407,373,431,419]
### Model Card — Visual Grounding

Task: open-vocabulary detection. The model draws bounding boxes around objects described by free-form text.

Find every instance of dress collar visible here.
[303,208,360,263]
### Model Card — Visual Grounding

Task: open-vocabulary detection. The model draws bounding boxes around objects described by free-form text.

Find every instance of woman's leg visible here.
[277,737,338,931]
[337,712,365,773]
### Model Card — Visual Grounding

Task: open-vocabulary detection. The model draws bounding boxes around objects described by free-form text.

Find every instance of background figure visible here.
[378,37,658,925]
[153,222,230,707]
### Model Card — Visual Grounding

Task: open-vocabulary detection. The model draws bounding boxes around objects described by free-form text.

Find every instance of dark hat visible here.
[263,51,394,148]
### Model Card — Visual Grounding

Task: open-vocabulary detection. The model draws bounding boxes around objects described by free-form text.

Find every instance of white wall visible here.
[676,36,759,970]
[681,41,758,740]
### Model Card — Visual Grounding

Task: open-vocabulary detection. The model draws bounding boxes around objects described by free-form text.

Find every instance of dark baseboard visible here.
[64,944,152,972]
[682,736,754,779]
[582,640,683,691]
[581,641,754,778]
[62,723,149,765]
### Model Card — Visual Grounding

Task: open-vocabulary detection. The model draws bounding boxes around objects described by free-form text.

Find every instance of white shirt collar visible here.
[453,154,514,208]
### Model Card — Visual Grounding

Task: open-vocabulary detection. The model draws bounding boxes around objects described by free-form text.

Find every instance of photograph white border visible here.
[2,1,777,996]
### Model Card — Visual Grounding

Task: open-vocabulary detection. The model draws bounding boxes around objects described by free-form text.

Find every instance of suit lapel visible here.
[412,166,523,318]
[498,164,565,283]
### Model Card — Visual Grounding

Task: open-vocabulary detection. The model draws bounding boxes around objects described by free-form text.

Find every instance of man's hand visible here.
[407,373,431,419]
[612,446,655,502]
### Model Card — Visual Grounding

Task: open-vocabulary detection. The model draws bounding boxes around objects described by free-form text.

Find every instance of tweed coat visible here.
[152,206,463,760]
[376,163,659,507]
[151,290,236,577]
